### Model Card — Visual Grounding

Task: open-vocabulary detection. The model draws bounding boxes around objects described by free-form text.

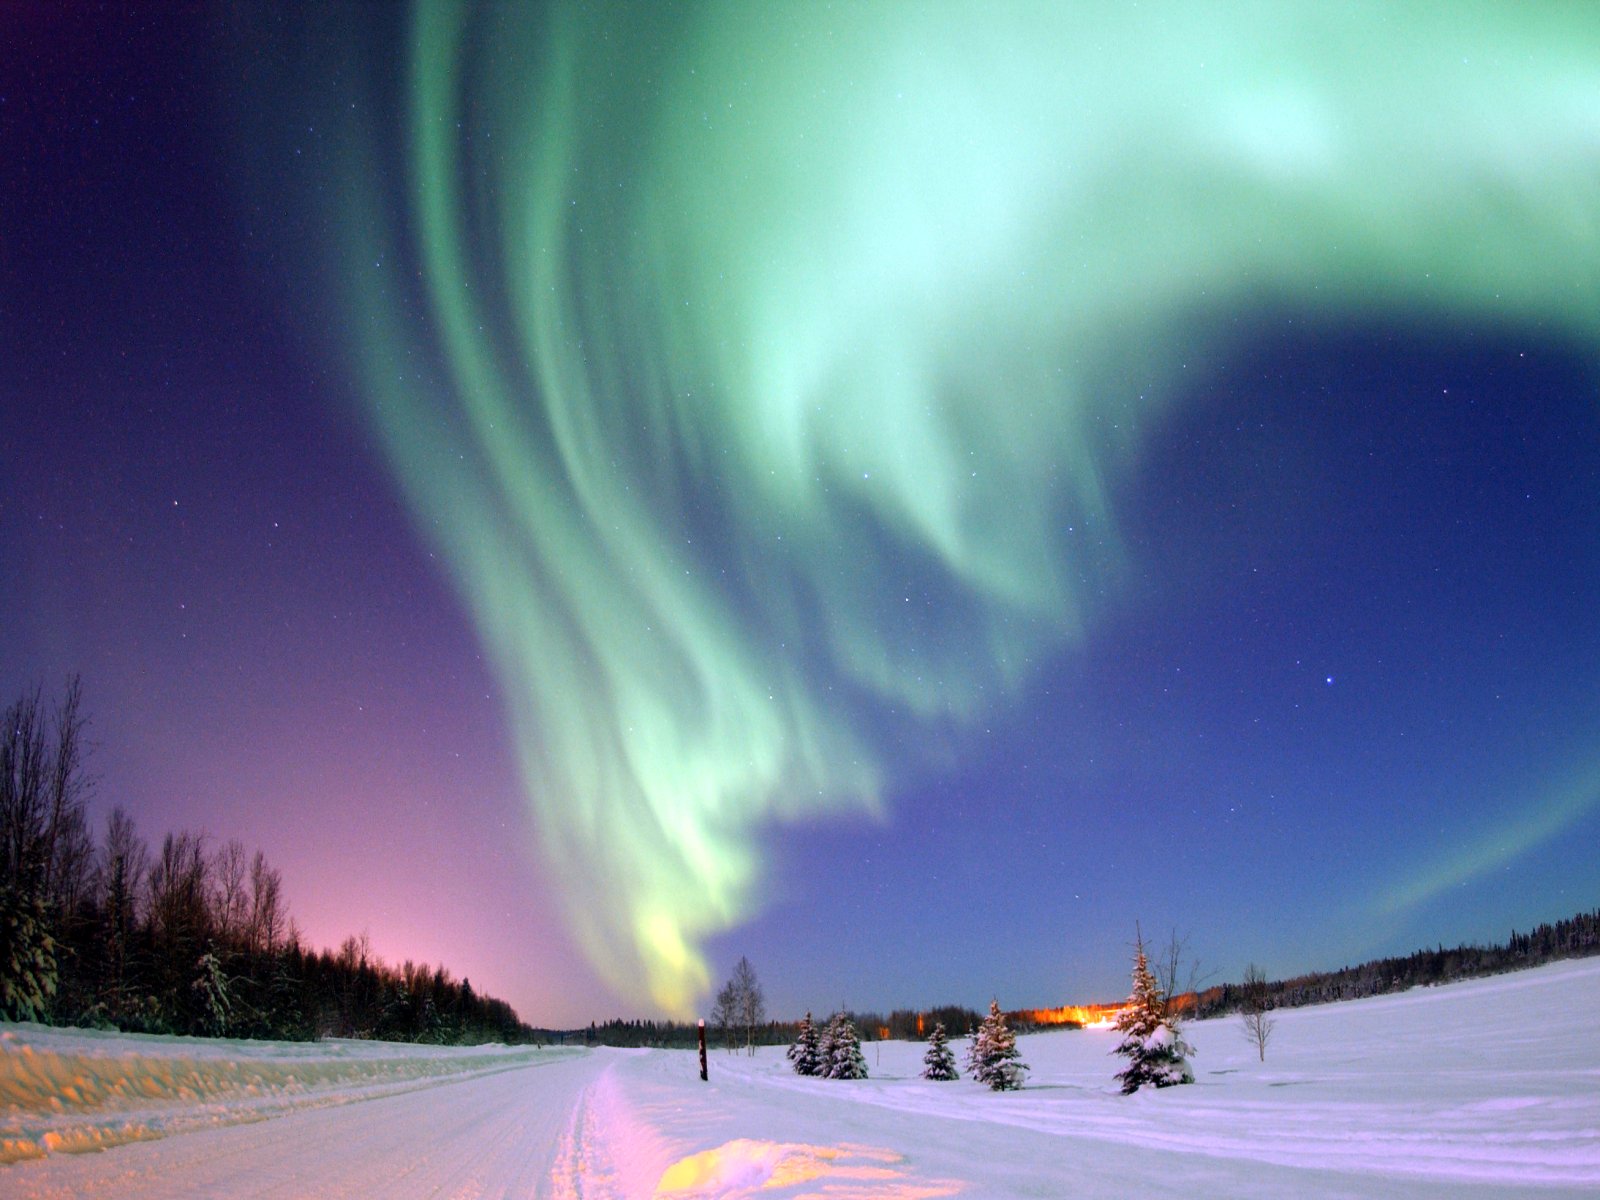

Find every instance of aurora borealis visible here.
[6,2,1600,1024]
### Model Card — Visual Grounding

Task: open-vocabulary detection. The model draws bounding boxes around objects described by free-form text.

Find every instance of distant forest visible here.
[1,679,539,1044]
[582,1003,988,1051]
[1188,907,1600,1020]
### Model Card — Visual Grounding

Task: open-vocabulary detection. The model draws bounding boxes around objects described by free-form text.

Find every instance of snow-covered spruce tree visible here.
[962,1022,984,1077]
[822,1012,868,1079]
[193,949,232,1037]
[787,1011,823,1076]
[921,1021,959,1081]
[971,999,1027,1090]
[0,885,58,1022]
[1113,929,1195,1094]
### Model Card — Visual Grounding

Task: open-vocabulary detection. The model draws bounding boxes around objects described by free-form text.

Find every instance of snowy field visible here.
[3,957,1597,1198]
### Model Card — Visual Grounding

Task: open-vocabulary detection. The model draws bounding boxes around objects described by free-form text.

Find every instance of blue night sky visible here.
[4,3,1598,1027]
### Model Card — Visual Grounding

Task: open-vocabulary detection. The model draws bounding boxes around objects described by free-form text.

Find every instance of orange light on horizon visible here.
[1011,991,1200,1029]
[1009,1002,1129,1028]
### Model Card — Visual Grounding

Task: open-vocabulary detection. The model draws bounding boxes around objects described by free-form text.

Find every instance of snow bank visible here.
[0,1026,559,1164]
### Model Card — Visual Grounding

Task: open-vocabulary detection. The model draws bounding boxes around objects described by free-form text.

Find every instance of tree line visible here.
[581,954,987,1052]
[1191,908,1600,1019]
[0,679,538,1044]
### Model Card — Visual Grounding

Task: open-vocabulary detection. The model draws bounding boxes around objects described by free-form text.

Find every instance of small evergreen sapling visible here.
[1113,929,1195,1094]
[821,1011,868,1079]
[921,1021,959,1080]
[787,1011,823,1076]
[193,949,233,1037]
[970,999,1028,1090]
[962,1022,983,1077]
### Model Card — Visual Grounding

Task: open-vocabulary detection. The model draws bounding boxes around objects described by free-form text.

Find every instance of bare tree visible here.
[1240,962,1275,1062]
[0,686,47,886]
[98,808,150,915]
[714,956,765,1055]
[336,931,375,1036]
[0,679,93,1019]
[711,978,738,1052]
[1152,928,1213,1024]
[336,930,374,977]
[147,831,211,953]
[246,850,284,958]
[41,679,93,909]
[95,807,149,1001]
[0,678,93,904]
[733,956,765,1055]
[211,839,249,947]
[51,815,95,920]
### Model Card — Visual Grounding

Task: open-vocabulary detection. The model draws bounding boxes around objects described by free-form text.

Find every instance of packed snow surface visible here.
[4,957,1597,1197]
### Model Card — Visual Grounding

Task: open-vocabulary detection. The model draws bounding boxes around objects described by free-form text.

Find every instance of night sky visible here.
[5,2,1599,1028]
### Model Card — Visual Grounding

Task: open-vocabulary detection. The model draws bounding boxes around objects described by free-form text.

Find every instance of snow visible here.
[0,1026,568,1166]
[4,957,1598,1197]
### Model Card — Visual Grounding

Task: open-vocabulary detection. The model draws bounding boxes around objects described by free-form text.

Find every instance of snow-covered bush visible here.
[820,1012,868,1079]
[969,999,1027,1090]
[787,1011,823,1076]
[921,1021,959,1080]
[1114,931,1194,1093]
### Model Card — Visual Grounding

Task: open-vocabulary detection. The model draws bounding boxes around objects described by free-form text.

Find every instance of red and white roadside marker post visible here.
[698,1018,709,1081]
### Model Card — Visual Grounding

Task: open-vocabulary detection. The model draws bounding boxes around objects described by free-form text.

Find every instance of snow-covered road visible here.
[5,958,1598,1197]
[3,1046,604,1198]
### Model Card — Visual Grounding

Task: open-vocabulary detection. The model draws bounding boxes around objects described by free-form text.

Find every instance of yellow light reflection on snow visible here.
[654,1138,960,1198]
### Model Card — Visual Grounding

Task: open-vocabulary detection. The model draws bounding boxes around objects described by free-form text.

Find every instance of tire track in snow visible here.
[548,1056,673,1199]
[4,1049,610,1198]
[550,1077,622,1199]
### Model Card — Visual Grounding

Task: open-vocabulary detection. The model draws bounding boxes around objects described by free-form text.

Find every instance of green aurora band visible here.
[333,2,1600,1014]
